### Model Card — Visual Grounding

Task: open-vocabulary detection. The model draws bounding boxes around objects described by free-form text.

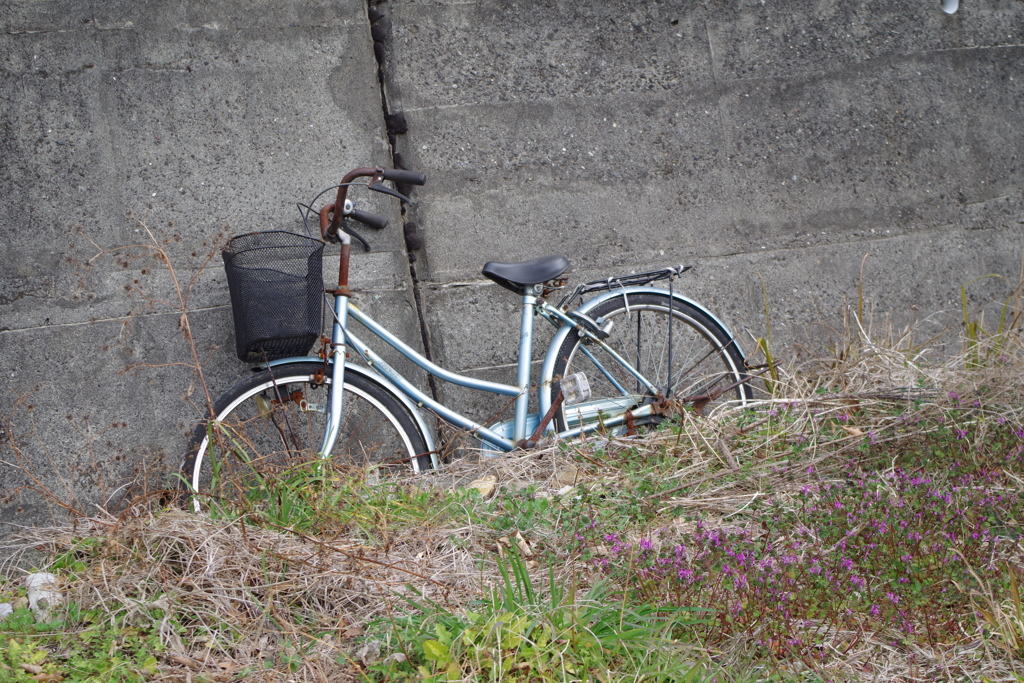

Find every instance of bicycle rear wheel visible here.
[550,292,750,433]
[180,363,431,511]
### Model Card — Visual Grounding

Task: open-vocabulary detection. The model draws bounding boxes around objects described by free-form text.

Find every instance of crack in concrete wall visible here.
[365,0,442,403]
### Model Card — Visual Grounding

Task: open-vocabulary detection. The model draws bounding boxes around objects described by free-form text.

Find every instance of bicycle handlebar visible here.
[322,166,427,242]
[319,166,427,294]
[381,168,426,185]
[350,209,389,230]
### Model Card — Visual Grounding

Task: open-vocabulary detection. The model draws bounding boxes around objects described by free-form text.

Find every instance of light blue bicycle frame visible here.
[268,281,742,460]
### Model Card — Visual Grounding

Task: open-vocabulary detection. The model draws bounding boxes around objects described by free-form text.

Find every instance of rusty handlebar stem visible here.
[318,203,339,241]
[319,202,352,293]
[321,167,385,242]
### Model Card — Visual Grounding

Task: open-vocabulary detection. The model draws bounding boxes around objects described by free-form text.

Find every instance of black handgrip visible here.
[350,209,389,230]
[381,168,426,185]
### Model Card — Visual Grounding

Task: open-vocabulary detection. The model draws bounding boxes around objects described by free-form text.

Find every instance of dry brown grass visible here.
[6,509,478,681]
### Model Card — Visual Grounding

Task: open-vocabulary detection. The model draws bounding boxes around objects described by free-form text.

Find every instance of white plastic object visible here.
[940,0,958,14]
[26,572,63,620]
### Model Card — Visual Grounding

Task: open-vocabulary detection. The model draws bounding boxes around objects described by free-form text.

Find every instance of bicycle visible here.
[180,166,753,505]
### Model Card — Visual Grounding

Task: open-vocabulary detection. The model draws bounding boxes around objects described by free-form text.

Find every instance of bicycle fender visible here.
[262,356,436,455]
[537,287,744,417]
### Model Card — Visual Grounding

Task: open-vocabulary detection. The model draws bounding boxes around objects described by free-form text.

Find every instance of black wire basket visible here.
[222,231,325,363]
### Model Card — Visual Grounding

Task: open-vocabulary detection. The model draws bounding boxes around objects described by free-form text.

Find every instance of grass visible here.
[3,290,1024,681]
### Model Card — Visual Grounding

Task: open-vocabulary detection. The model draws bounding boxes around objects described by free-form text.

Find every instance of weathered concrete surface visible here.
[0,0,420,529]
[2,0,1023,532]
[380,0,1024,422]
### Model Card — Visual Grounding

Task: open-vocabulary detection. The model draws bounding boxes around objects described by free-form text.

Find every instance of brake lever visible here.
[344,223,372,252]
[368,181,412,204]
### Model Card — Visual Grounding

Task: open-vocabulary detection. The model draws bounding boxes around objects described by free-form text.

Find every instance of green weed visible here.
[368,547,710,682]
[0,602,161,683]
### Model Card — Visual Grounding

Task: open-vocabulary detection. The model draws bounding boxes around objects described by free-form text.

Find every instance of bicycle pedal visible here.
[561,372,592,406]
[254,394,274,419]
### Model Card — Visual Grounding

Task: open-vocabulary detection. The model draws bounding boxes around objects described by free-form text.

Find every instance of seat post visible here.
[513,289,537,443]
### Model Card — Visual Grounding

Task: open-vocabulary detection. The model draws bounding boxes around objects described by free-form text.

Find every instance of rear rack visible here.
[556,264,692,309]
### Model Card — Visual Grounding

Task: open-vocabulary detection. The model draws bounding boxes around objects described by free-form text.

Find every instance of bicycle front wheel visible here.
[181,363,431,510]
[551,292,750,433]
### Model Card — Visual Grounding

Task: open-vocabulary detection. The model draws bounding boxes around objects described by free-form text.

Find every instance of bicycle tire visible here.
[550,292,750,433]
[180,363,431,510]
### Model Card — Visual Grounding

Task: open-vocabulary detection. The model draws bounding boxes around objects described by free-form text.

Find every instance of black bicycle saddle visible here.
[482,255,570,294]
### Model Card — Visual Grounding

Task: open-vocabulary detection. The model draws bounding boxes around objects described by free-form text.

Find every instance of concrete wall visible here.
[0,0,419,527]
[2,0,1022,531]
[382,0,1024,423]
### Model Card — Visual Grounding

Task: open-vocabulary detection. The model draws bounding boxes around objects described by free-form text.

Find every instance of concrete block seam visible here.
[366,0,440,403]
